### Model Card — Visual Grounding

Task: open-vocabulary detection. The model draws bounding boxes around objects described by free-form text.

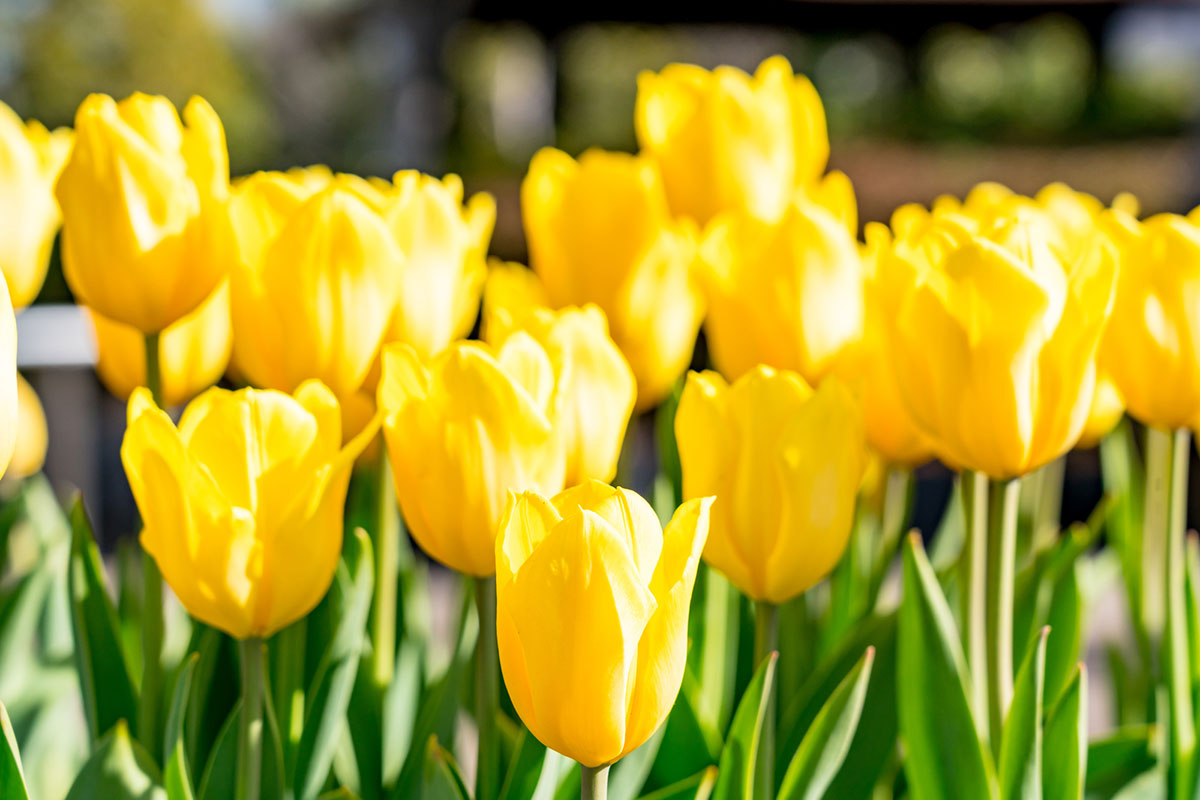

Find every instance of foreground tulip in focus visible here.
[496,481,711,785]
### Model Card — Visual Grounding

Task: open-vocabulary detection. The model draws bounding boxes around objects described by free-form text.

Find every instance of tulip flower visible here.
[56,93,232,334]
[229,170,401,399]
[1103,211,1200,430]
[635,55,828,225]
[121,380,375,638]
[881,207,1116,479]
[699,193,863,385]
[89,282,231,407]
[0,102,72,309]
[837,225,933,467]
[379,171,495,359]
[377,336,565,577]
[8,375,47,480]
[0,279,16,480]
[522,147,703,410]
[484,261,636,485]
[495,480,711,774]
[675,367,864,604]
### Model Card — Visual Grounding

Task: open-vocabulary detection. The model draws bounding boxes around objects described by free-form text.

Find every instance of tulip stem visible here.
[475,577,499,800]
[1163,428,1194,800]
[237,638,265,800]
[869,466,913,607]
[371,447,400,688]
[960,471,990,742]
[754,601,779,800]
[138,332,165,760]
[580,764,609,800]
[986,477,1019,750]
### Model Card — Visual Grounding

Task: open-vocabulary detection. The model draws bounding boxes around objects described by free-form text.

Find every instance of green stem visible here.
[237,638,265,800]
[1145,427,1172,644]
[580,764,609,800]
[869,466,913,606]
[371,447,400,688]
[1165,428,1194,800]
[960,471,990,742]
[1031,456,1065,555]
[986,477,1020,750]
[754,601,779,800]
[475,577,499,800]
[138,332,165,759]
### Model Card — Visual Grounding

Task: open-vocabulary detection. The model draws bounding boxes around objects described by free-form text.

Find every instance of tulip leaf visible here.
[650,678,718,788]
[638,766,718,800]
[711,652,778,800]
[1042,664,1087,800]
[421,735,471,800]
[295,527,375,800]
[498,727,547,800]
[68,497,139,746]
[0,701,30,800]
[999,627,1048,800]
[196,700,285,800]
[183,625,237,779]
[347,656,384,800]
[610,721,666,800]
[688,566,741,742]
[777,645,874,800]
[897,534,997,800]
[1085,726,1157,799]
[270,618,308,775]
[64,721,165,800]
[164,654,198,800]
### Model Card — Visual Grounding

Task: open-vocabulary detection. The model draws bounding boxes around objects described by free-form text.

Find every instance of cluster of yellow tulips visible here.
[0,52,1196,800]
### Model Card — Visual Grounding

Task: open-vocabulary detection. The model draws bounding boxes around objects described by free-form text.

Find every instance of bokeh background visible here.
[7,0,1200,702]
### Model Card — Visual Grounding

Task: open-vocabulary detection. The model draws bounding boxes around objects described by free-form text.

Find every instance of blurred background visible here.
[6,0,1199,599]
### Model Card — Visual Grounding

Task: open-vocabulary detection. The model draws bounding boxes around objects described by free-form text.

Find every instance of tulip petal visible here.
[496,490,563,594]
[553,481,663,585]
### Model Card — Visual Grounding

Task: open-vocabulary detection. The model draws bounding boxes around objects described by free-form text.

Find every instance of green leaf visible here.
[1043,564,1083,710]
[64,721,165,800]
[999,627,1048,800]
[638,767,718,800]
[711,652,778,800]
[421,735,471,800]
[164,654,198,800]
[183,625,237,778]
[1042,664,1087,800]
[295,528,375,800]
[498,727,547,800]
[777,646,874,800]
[1086,726,1157,800]
[897,534,997,800]
[196,701,284,800]
[0,702,30,800]
[650,681,718,789]
[610,722,666,800]
[68,498,139,745]
[688,566,741,743]
[382,640,422,786]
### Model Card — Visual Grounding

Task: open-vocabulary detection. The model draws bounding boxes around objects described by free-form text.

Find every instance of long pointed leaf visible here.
[711,653,778,800]
[164,654,198,800]
[0,701,29,800]
[999,626,1048,800]
[1043,664,1087,800]
[64,721,165,800]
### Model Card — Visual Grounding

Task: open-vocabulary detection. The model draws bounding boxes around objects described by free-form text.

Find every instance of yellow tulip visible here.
[699,193,863,384]
[675,367,864,604]
[8,375,47,480]
[229,171,401,399]
[484,261,636,485]
[380,171,495,358]
[121,380,376,639]
[0,278,16,479]
[1103,211,1200,430]
[522,147,703,410]
[882,206,1116,478]
[836,225,933,466]
[1077,370,1124,449]
[635,55,828,225]
[89,282,231,407]
[0,102,72,309]
[56,93,232,334]
[378,337,565,577]
[495,480,711,767]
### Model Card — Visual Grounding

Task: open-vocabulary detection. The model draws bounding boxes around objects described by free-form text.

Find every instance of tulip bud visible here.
[378,337,565,577]
[89,282,231,407]
[522,147,703,410]
[56,93,232,333]
[8,375,47,480]
[121,380,377,639]
[496,480,711,767]
[883,206,1116,478]
[1104,211,1200,430]
[485,261,636,486]
[229,171,401,399]
[0,102,72,309]
[699,194,864,385]
[676,368,864,604]
[635,55,828,225]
